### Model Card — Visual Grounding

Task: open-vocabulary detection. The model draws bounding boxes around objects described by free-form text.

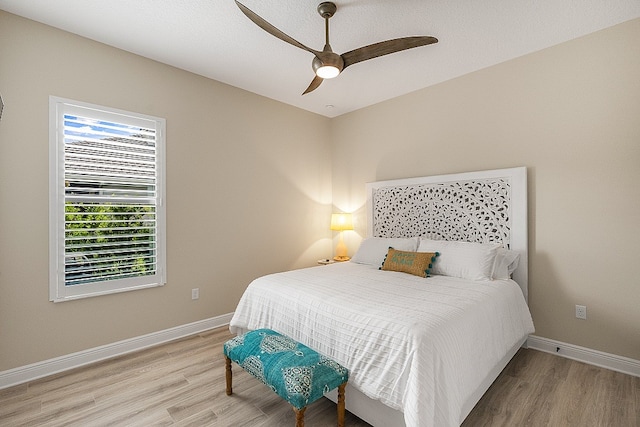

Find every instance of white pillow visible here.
[491,248,520,280]
[417,239,500,281]
[351,237,419,266]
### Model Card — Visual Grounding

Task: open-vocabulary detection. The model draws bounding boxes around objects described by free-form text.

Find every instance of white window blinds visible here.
[50,97,166,301]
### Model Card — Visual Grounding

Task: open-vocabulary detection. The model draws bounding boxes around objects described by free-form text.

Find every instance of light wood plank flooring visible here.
[1,327,638,426]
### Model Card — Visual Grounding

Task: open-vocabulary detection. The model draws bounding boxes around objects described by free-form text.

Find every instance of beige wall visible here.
[0,11,332,371]
[330,19,640,360]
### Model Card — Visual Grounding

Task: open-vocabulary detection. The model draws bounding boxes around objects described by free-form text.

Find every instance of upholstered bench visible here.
[224,329,349,427]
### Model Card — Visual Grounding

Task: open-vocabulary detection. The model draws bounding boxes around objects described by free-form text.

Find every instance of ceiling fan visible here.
[235,1,438,95]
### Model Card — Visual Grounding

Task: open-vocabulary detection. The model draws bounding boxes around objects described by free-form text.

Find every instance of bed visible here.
[229,167,534,427]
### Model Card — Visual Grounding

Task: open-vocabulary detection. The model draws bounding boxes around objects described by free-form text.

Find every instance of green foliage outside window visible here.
[64,203,156,285]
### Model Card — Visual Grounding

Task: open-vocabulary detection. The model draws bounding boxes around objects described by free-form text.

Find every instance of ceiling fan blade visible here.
[302,75,324,95]
[341,36,438,69]
[235,1,320,56]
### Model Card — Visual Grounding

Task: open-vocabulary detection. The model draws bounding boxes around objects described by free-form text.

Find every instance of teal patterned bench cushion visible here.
[224,329,348,409]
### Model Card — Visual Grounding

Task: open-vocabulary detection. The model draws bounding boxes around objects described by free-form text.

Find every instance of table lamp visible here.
[330,213,353,261]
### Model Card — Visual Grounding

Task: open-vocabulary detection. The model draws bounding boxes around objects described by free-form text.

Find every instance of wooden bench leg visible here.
[293,406,306,427]
[337,382,346,427]
[225,356,233,396]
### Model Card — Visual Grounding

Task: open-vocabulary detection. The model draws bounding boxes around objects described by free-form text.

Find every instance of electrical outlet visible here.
[575,305,586,320]
[192,288,199,300]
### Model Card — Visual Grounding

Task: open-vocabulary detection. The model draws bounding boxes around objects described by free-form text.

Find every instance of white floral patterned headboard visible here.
[366,167,528,299]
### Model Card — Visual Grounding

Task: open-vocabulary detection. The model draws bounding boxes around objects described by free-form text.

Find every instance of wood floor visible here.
[1,327,638,426]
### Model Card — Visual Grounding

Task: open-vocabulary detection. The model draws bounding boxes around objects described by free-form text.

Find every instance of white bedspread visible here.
[229,262,534,427]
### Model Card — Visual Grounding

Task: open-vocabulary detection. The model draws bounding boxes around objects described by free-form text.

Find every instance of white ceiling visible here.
[1,0,639,117]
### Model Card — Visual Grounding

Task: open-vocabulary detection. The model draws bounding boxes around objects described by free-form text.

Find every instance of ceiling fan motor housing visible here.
[313,51,344,77]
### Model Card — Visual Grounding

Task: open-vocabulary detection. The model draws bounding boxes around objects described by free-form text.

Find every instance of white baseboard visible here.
[4,325,637,391]
[0,313,234,390]
[527,335,640,378]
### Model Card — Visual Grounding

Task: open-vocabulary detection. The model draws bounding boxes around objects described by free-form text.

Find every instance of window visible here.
[49,97,166,302]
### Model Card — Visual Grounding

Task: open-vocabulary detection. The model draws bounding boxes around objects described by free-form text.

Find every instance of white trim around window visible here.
[49,96,166,302]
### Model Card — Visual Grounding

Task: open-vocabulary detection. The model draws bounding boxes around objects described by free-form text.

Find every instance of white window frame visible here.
[49,96,166,302]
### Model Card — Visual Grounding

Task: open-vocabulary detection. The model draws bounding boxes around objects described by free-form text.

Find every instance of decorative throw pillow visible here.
[380,247,439,278]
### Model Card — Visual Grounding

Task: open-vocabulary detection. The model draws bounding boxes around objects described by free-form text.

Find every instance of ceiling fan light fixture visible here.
[316,65,340,79]
[312,53,343,79]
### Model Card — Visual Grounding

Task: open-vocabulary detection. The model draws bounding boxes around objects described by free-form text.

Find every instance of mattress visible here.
[229,261,534,427]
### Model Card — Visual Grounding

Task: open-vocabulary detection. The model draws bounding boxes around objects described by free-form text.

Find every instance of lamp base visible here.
[333,256,350,262]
